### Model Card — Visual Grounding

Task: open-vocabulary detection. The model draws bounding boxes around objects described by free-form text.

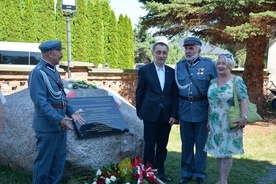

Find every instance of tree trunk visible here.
[243,35,268,114]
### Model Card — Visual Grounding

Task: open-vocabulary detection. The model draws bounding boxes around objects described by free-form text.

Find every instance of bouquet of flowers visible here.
[79,156,164,184]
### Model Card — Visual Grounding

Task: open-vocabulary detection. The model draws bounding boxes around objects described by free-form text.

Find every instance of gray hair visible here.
[216,54,235,69]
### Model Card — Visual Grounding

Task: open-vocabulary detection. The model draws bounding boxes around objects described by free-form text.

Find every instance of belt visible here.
[180,95,207,102]
[51,102,66,109]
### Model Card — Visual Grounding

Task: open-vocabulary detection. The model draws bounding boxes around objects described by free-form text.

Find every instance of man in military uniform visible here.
[176,37,218,184]
[28,40,86,184]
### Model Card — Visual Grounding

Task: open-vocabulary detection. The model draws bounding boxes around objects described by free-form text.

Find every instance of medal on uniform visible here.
[197,68,204,75]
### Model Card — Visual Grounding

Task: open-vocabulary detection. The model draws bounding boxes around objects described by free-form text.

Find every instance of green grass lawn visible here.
[1,122,276,184]
[165,123,276,184]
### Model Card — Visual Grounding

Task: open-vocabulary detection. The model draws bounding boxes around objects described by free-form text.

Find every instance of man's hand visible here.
[59,117,74,130]
[169,117,177,126]
[71,109,86,125]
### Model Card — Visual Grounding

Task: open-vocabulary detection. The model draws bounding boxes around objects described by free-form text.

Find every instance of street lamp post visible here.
[61,0,76,79]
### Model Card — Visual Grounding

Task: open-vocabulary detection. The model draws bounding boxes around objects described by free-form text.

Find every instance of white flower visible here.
[126,182,131,184]
[96,169,102,176]
[105,178,111,184]
[110,175,116,182]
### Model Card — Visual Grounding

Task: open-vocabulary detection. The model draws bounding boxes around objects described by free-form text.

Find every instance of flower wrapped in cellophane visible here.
[79,156,164,184]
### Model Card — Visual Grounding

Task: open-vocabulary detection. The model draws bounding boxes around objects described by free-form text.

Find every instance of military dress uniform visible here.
[175,56,218,181]
[28,40,76,184]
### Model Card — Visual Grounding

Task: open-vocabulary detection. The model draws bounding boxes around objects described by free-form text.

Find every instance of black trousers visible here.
[143,110,171,175]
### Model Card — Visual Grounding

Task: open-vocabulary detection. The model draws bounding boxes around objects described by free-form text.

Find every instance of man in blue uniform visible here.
[28,40,86,184]
[176,37,218,184]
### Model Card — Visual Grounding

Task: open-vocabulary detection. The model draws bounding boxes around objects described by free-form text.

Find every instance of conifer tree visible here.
[167,44,183,65]
[101,0,111,65]
[5,0,22,41]
[0,0,8,40]
[55,0,67,61]
[90,0,104,66]
[21,0,38,43]
[117,15,129,69]
[107,10,119,68]
[38,0,57,42]
[140,0,276,109]
[125,17,135,69]
[86,0,94,64]
[134,25,156,64]
[71,0,88,62]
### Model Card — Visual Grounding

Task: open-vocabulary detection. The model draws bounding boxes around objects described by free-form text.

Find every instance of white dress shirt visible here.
[155,64,165,91]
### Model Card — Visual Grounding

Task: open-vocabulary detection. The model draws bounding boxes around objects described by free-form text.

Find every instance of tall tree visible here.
[167,44,183,65]
[21,0,38,43]
[55,0,68,61]
[125,16,135,69]
[106,10,119,68]
[86,0,94,64]
[0,0,8,40]
[38,0,57,42]
[139,0,276,110]
[101,0,111,65]
[134,24,156,64]
[117,15,129,69]
[71,0,88,62]
[90,0,104,66]
[4,0,22,41]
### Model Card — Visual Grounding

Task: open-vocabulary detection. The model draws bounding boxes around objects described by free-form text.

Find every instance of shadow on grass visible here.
[0,152,275,184]
[165,151,275,184]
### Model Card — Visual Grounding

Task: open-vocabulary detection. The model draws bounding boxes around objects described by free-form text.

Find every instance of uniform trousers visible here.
[32,130,67,184]
[180,120,208,179]
[143,110,171,175]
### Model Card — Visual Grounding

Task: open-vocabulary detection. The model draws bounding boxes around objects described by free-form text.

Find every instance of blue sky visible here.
[109,0,147,26]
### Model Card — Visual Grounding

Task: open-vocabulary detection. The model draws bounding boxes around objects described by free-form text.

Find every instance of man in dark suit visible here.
[135,42,178,182]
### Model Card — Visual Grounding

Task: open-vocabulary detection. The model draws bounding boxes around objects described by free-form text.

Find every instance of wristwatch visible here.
[242,115,248,119]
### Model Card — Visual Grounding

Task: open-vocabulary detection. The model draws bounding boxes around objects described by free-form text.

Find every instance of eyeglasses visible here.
[218,54,233,59]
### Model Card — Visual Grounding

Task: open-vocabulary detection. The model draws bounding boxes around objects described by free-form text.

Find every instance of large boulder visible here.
[0,81,144,177]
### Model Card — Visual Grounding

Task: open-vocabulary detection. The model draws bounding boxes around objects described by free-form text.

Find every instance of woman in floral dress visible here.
[204,54,248,184]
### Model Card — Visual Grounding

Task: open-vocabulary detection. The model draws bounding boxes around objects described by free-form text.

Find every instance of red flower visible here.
[85,176,92,181]
[97,177,105,184]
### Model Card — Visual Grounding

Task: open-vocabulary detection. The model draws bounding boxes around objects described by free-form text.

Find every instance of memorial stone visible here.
[68,96,129,139]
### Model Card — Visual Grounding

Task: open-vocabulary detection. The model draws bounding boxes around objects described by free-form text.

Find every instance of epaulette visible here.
[37,64,43,70]
[202,57,214,63]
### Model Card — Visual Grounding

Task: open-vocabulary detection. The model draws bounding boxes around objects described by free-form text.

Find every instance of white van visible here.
[0,41,41,65]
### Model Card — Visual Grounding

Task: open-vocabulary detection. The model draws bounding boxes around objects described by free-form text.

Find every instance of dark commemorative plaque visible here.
[68,96,129,139]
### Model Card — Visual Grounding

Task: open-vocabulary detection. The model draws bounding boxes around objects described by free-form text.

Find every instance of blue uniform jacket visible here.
[135,63,178,122]
[175,56,218,122]
[28,59,75,132]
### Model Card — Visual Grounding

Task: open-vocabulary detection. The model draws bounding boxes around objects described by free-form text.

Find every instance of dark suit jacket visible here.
[135,63,178,122]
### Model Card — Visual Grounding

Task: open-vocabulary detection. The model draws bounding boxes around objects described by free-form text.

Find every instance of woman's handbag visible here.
[228,76,262,128]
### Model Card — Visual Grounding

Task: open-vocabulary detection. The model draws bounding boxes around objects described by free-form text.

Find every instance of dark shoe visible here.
[159,175,173,182]
[179,177,192,184]
[196,177,206,184]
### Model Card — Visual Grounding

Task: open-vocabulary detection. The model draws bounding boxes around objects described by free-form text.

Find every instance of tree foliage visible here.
[71,0,88,62]
[139,0,276,110]
[5,0,22,41]
[134,24,156,64]
[21,0,38,42]
[104,10,119,68]
[0,0,135,69]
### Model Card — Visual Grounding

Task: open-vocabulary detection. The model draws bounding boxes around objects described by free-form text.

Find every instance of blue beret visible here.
[39,40,65,53]
[183,37,202,46]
